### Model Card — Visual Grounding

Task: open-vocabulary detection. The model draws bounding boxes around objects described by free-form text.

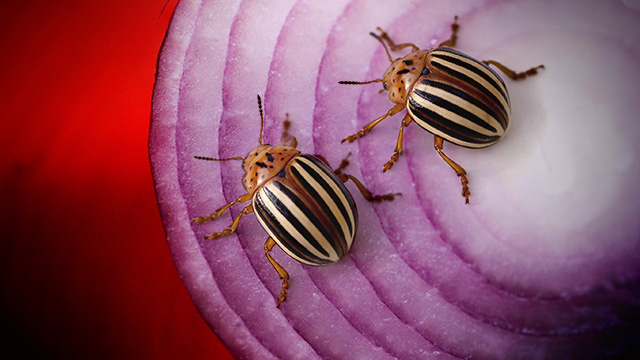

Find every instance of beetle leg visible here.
[341,103,405,143]
[280,113,298,148]
[335,172,400,202]
[372,27,420,52]
[482,60,545,80]
[383,113,413,172]
[438,16,460,48]
[315,152,353,175]
[313,154,331,168]
[204,204,254,240]
[264,237,290,308]
[316,153,400,201]
[281,113,291,140]
[333,152,352,175]
[192,192,253,224]
[434,136,470,204]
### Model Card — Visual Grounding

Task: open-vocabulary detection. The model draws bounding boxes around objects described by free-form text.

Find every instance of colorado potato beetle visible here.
[193,95,399,307]
[340,16,544,203]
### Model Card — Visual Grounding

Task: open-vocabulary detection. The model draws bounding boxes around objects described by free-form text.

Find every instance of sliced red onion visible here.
[150,0,640,358]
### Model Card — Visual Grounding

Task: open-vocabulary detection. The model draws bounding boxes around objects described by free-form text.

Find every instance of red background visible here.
[0,0,233,358]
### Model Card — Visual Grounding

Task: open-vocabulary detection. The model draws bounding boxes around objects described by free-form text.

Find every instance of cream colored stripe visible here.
[407,107,494,149]
[253,192,317,265]
[291,161,352,244]
[431,56,510,115]
[296,157,355,248]
[435,50,509,102]
[412,83,504,136]
[264,184,340,262]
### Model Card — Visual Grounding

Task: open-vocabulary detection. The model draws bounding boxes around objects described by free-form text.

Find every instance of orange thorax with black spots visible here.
[382,49,428,104]
[242,144,300,194]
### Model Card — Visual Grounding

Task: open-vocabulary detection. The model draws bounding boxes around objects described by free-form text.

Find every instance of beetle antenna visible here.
[194,156,243,161]
[338,79,383,85]
[370,32,393,62]
[257,94,265,145]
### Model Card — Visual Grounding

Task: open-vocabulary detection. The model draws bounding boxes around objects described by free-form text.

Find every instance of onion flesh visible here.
[150,0,640,358]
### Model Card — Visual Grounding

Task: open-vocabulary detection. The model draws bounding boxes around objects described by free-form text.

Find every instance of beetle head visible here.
[381,50,428,104]
[242,144,300,194]
[193,95,301,195]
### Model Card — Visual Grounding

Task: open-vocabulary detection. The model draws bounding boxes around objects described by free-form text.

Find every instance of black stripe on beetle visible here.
[264,183,332,260]
[296,155,356,237]
[272,180,340,258]
[429,60,509,118]
[412,87,498,133]
[255,185,334,265]
[430,47,508,93]
[290,165,349,256]
[408,96,501,146]
[414,79,506,132]
[296,156,356,240]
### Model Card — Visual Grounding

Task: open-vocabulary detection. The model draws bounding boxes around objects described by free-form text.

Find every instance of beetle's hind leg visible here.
[483,60,544,80]
[438,16,460,48]
[434,136,470,204]
[342,174,401,202]
[265,237,290,308]
[317,153,401,202]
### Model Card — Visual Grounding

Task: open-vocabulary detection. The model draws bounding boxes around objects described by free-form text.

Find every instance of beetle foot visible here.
[192,213,221,224]
[370,192,402,202]
[205,227,234,240]
[382,152,399,172]
[517,64,545,79]
[276,277,290,308]
[341,130,366,143]
[461,174,470,204]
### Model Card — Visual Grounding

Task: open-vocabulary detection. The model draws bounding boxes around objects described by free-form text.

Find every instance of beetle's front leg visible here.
[280,113,298,148]
[264,237,290,308]
[371,27,419,52]
[192,193,253,224]
[438,16,460,48]
[341,103,405,143]
[383,113,413,172]
[204,204,254,240]
[482,60,544,81]
[434,136,470,204]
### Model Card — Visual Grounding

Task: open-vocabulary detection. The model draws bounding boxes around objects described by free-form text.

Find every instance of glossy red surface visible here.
[0,1,233,358]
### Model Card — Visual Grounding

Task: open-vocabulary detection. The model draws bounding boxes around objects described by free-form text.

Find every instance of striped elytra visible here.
[192,95,398,308]
[409,47,510,148]
[254,154,357,266]
[340,16,543,203]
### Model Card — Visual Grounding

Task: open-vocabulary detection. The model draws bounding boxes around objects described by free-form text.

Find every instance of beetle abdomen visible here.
[408,47,510,148]
[253,154,357,266]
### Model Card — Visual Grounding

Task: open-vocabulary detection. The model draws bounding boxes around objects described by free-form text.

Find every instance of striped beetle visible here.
[340,16,544,203]
[193,95,399,307]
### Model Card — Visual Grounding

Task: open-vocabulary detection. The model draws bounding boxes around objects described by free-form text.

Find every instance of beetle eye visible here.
[383,81,388,90]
